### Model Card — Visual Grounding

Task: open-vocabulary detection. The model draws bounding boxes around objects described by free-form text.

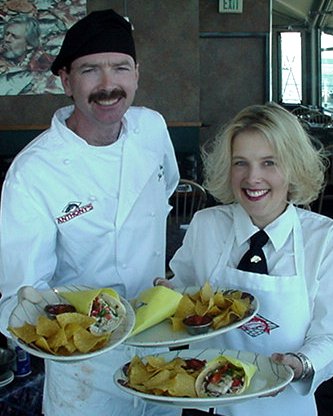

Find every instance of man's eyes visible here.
[81,67,96,74]
[80,66,131,73]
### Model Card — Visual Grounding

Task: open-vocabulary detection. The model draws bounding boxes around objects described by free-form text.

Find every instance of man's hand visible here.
[152,277,174,288]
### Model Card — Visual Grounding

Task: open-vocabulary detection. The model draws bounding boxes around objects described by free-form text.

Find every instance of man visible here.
[0,14,58,94]
[0,9,179,416]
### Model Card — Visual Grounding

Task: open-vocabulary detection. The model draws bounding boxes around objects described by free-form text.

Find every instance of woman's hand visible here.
[258,352,303,398]
[271,352,303,380]
[152,277,174,288]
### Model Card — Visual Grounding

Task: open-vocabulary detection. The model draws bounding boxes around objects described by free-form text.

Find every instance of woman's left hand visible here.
[259,352,303,398]
[271,352,303,380]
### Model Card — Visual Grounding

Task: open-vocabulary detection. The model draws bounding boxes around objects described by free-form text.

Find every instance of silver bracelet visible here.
[286,352,314,380]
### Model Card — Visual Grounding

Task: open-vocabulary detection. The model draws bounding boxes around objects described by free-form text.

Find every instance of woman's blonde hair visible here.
[202,102,327,206]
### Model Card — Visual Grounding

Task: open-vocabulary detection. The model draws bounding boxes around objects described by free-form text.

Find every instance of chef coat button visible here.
[63,159,70,165]
[134,128,140,134]
[122,263,127,269]
[150,212,156,217]
[155,251,161,256]
[89,195,97,201]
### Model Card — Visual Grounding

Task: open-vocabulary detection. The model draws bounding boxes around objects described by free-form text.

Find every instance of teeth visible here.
[246,189,267,197]
[96,98,118,106]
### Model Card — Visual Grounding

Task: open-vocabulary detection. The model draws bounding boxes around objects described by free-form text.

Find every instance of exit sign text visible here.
[219,0,243,13]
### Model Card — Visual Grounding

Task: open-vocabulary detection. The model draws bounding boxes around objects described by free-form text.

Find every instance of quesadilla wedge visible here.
[195,355,257,397]
[59,288,126,335]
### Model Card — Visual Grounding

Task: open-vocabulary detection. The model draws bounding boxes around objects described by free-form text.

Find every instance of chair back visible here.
[316,144,333,215]
[169,179,207,228]
[307,111,332,126]
[291,105,312,118]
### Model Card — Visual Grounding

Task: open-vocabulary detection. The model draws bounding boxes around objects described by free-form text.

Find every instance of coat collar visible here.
[234,203,296,251]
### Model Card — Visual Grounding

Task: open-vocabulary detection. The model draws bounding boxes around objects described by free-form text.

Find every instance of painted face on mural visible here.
[2,23,29,61]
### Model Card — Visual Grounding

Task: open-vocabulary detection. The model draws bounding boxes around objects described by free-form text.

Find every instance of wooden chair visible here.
[307,111,332,126]
[316,145,333,215]
[166,179,207,272]
[291,105,312,118]
[169,179,207,228]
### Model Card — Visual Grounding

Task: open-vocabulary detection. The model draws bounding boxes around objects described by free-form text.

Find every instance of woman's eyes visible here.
[263,160,275,166]
[233,160,246,166]
[232,160,276,167]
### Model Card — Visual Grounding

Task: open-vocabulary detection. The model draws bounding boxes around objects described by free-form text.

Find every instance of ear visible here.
[134,63,139,91]
[58,68,72,97]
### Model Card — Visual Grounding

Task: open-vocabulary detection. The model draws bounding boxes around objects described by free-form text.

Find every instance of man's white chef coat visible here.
[0,105,180,416]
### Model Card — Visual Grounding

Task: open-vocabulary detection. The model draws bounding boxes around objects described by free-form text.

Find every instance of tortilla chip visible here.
[36,315,60,337]
[73,327,109,353]
[8,322,39,344]
[56,312,95,329]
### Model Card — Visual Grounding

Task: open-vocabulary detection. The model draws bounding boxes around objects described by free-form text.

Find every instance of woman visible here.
[163,102,333,415]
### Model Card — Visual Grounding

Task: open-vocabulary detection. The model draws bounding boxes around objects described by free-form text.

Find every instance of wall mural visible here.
[0,0,86,96]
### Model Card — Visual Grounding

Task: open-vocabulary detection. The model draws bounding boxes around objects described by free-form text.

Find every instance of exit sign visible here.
[219,0,243,13]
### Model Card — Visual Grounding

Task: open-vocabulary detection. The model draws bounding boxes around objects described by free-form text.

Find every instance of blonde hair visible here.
[202,102,327,206]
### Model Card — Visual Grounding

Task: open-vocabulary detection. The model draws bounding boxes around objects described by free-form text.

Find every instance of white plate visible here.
[125,287,259,347]
[9,285,135,362]
[0,370,14,387]
[114,348,294,408]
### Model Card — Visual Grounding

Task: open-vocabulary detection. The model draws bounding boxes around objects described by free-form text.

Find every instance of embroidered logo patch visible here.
[239,314,279,337]
[57,201,94,224]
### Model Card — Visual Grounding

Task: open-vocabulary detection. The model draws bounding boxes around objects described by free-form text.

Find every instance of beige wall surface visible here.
[0,0,270,135]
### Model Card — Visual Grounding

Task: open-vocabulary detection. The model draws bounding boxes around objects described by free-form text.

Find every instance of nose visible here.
[246,165,262,184]
[99,69,114,89]
[4,33,12,42]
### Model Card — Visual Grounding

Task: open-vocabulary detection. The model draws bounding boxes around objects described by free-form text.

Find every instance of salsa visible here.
[183,314,212,326]
[44,304,76,316]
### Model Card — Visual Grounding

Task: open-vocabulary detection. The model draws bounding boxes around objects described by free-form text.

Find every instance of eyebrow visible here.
[77,59,133,69]
[231,155,276,160]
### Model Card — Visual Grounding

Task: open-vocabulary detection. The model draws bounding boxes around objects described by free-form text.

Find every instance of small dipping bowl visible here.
[44,304,76,319]
[183,314,213,335]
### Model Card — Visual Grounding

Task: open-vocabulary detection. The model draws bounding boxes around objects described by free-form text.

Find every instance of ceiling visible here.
[272,0,333,33]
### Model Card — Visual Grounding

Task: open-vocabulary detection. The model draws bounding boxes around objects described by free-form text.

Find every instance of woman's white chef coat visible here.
[0,105,181,416]
[170,203,333,416]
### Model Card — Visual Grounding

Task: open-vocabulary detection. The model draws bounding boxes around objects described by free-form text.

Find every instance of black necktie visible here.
[237,230,269,274]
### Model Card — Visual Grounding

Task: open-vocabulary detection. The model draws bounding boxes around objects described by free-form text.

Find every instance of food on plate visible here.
[44,304,76,318]
[8,312,110,355]
[59,288,126,334]
[130,286,183,336]
[195,355,257,397]
[124,355,207,397]
[171,282,253,332]
[182,314,213,335]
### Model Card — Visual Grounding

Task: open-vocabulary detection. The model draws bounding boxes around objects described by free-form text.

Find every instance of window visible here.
[280,32,302,104]
[321,32,333,111]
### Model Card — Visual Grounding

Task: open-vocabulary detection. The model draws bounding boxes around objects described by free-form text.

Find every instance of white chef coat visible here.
[170,203,333,416]
[0,105,181,416]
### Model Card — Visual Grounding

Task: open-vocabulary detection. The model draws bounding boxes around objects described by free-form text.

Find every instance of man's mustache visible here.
[88,89,126,103]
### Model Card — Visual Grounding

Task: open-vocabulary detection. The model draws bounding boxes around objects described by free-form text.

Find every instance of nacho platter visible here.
[125,287,259,347]
[114,348,294,408]
[8,285,135,362]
